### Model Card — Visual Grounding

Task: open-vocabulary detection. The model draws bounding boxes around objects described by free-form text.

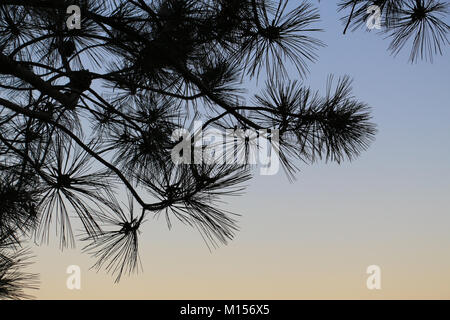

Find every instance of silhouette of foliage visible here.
[0,246,39,300]
[338,0,449,62]
[0,0,446,297]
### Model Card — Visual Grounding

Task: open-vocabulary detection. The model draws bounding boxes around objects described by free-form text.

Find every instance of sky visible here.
[26,1,450,299]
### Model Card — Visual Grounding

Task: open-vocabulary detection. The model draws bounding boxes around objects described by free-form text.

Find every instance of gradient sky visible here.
[26,1,450,299]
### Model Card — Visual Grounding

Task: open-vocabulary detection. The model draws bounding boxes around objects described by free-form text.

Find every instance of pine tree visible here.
[0,0,447,298]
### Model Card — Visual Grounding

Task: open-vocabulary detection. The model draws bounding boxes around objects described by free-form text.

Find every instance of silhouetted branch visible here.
[7,0,441,289]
